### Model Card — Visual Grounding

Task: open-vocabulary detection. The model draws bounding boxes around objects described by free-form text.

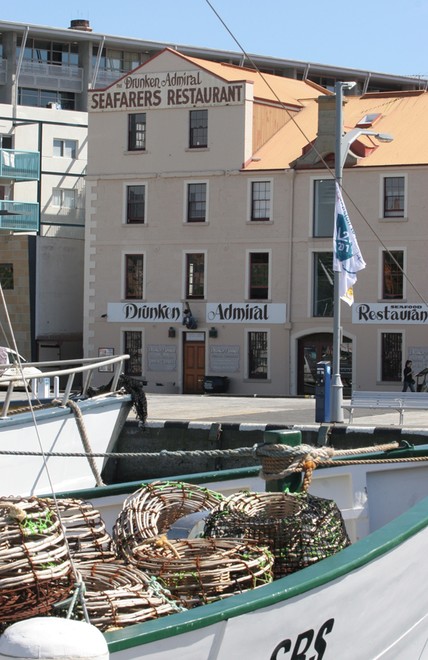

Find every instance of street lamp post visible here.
[330,81,354,423]
[330,82,393,423]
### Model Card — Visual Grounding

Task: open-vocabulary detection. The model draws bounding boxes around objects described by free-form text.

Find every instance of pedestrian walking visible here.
[402,359,416,392]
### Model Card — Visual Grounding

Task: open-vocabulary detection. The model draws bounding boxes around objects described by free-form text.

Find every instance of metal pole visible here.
[330,82,345,423]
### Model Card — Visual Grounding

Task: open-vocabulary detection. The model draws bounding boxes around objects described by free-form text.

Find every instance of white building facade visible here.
[85,49,428,396]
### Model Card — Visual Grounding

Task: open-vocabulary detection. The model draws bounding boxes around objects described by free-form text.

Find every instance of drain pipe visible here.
[13,26,29,123]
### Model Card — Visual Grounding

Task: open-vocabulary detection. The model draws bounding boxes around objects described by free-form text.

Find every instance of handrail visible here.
[0,354,130,383]
[0,354,130,372]
[0,354,130,417]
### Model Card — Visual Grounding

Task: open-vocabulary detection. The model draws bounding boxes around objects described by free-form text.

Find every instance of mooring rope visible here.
[1,438,425,494]
[52,399,105,487]
[0,440,403,462]
[0,446,257,458]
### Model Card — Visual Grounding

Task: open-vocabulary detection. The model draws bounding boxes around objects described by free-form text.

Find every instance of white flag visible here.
[333,183,366,305]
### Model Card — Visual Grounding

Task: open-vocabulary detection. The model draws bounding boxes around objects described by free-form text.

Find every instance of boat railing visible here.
[0,354,130,418]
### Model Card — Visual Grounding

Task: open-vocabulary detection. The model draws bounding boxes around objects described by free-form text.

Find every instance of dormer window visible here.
[356,113,381,128]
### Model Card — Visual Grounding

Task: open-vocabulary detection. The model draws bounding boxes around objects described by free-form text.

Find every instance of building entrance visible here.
[183,333,205,394]
[297,333,352,396]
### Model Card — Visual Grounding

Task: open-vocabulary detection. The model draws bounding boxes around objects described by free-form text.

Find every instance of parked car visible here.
[0,347,42,389]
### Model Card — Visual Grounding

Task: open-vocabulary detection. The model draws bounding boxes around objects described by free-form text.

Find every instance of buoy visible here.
[0,617,109,660]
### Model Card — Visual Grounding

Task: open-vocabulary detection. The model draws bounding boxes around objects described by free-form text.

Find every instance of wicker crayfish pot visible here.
[76,560,182,631]
[0,496,74,626]
[113,481,224,559]
[127,536,273,608]
[43,497,117,563]
[203,490,351,578]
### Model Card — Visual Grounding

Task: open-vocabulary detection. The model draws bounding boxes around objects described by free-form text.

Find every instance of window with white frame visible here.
[126,185,146,224]
[383,176,405,218]
[250,180,271,221]
[123,330,143,376]
[52,188,77,209]
[53,138,77,158]
[125,254,144,299]
[313,179,335,237]
[381,332,402,382]
[248,252,269,300]
[248,330,268,379]
[382,250,404,299]
[189,109,208,148]
[186,183,207,222]
[313,252,334,316]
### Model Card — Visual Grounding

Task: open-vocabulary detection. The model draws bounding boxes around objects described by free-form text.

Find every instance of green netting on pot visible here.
[128,537,274,608]
[113,481,224,560]
[203,491,351,578]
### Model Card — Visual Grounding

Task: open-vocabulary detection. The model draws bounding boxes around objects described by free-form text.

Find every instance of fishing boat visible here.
[2,432,428,659]
[0,353,144,497]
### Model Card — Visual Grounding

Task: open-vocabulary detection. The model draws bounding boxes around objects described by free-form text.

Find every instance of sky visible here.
[1,0,427,79]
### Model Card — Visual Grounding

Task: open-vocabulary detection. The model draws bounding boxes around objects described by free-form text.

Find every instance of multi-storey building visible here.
[0,16,425,366]
[86,48,428,396]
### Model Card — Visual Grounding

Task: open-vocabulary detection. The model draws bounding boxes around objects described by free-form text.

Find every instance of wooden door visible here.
[183,341,205,394]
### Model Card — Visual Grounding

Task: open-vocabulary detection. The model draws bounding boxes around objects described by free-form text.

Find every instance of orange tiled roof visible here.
[177,50,330,108]
[244,90,428,171]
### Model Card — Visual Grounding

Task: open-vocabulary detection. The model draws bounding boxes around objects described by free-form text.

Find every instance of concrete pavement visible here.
[143,393,428,430]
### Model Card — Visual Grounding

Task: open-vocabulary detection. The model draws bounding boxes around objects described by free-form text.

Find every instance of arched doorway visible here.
[297,333,352,396]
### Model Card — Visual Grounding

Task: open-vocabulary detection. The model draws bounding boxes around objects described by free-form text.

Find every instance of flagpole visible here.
[331,81,351,423]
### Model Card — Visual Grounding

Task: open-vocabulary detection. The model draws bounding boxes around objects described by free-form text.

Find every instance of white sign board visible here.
[352,303,428,324]
[108,302,183,323]
[206,303,287,324]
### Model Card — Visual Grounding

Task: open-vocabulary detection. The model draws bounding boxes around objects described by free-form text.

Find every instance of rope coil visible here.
[255,441,400,484]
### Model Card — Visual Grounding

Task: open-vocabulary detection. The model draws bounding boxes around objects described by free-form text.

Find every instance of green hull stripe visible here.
[105,492,428,653]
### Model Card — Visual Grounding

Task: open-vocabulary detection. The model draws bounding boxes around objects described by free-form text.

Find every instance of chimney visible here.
[294,94,348,169]
[68,19,92,32]
[316,95,338,141]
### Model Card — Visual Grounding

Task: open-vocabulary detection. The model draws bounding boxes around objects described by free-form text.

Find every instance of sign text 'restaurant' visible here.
[353,303,428,324]
[90,70,244,111]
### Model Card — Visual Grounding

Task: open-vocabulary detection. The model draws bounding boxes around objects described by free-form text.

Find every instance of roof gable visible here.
[89,47,329,113]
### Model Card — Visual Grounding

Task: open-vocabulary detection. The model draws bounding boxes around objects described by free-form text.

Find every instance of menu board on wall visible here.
[147,345,177,372]
[209,345,240,373]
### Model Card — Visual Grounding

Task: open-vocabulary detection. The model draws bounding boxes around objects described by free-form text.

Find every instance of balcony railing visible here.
[0,149,40,181]
[0,201,39,231]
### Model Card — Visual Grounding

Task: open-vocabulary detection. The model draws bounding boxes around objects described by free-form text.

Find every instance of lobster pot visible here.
[203,491,351,578]
[0,497,73,627]
[129,537,274,608]
[76,560,181,631]
[44,498,117,563]
[113,481,224,559]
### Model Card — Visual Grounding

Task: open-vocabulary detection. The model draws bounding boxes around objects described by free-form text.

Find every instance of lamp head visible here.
[374,133,394,143]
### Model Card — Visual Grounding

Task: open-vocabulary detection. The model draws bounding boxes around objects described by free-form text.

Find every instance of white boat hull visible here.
[3,434,428,658]
[106,498,428,659]
[0,394,132,496]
